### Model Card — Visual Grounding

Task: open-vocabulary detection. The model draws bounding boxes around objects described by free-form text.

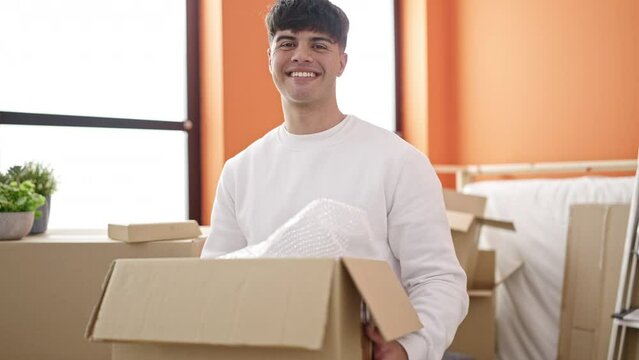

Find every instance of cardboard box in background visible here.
[447,250,497,360]
[443,190,515,287]
[558,204,630,360]
[86,257,421,360]
[0,229,204,360]
[108,220,202,243]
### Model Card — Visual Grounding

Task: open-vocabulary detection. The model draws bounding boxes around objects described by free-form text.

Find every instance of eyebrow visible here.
[274,34,336,44]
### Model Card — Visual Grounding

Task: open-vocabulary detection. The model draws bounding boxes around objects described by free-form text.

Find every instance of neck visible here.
[281,98,345,135]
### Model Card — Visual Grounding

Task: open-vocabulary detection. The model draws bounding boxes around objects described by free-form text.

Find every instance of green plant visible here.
[0,181,46,217]
[5,162,58,197]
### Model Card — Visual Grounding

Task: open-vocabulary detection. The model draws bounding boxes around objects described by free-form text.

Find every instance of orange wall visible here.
[200,0,282,224]
[426,0,639,165]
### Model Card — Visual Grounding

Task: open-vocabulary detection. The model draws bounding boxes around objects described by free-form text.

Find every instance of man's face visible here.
[268,29,347,106]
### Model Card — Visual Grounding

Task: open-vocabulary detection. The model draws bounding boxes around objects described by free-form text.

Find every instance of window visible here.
[0,0,200,228]
[0,126,188,228]
[332,0,396,132]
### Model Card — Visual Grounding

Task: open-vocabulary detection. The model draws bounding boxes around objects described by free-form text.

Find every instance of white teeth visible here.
[290,71,316,78]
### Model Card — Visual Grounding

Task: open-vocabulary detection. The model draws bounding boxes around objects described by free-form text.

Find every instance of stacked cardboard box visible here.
[0,229,204,360]
[448,250,498,360]
[108,220,201,242]
[443,190,515,286]
[558,204,631,360]
[443,190,515,360]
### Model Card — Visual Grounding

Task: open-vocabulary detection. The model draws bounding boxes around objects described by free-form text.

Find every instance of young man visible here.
[201,0,469,359]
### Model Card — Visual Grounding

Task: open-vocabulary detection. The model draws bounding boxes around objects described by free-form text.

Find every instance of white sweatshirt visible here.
[201,115,469,360]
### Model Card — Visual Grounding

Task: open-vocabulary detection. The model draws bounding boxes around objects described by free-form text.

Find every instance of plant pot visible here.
[30,195,51,235]
[0,211,35,240]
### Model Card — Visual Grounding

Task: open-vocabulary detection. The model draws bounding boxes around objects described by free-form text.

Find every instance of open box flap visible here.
[341,257,422,342]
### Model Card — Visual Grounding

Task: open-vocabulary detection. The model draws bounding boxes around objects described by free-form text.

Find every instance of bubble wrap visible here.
[219,198,371,259]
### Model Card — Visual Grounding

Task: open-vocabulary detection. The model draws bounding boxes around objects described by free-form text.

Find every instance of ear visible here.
[267,48,273,74]
[337,52,348,77]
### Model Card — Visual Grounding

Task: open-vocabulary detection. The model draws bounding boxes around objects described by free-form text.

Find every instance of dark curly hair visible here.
[266,0,349,50]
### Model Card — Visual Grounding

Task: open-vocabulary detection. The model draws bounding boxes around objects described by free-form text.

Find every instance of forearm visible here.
[398,273,468,360]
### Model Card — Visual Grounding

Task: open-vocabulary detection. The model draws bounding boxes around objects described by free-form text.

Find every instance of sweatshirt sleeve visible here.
[200,161,248,259]
[388,150,469,360]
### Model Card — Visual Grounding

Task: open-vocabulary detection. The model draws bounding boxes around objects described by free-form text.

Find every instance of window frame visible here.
[394,0,402,136]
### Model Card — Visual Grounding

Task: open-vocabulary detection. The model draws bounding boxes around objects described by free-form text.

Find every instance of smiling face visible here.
[268,29,347,107]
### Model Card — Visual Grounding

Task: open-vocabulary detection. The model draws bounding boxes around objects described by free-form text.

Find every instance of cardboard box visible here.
[444,190,515,286]
[447,250,497,360]
[108,220,202,242]
[0,229,204,360]
[443,191,516,360]
[558,204,630,360]
[86,257,422,360]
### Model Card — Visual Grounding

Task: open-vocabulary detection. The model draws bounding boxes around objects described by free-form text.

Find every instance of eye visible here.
[312,43,329,50]
[278,41,295,49]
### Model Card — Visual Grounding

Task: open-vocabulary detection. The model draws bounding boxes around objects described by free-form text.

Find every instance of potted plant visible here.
[4,162,58,234]
[0,180,46,240]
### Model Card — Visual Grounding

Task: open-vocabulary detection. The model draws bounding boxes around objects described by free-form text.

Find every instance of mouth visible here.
[287,71,319,78]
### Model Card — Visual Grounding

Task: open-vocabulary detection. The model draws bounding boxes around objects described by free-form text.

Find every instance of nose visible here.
[290,46,313,63]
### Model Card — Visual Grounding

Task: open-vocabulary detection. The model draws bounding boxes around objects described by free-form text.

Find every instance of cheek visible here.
[270,57,284,75]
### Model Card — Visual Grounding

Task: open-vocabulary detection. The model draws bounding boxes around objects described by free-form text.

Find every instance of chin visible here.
[285,93,316,104]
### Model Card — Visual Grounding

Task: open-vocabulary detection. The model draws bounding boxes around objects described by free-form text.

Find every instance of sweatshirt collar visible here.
[277,115,354,151]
